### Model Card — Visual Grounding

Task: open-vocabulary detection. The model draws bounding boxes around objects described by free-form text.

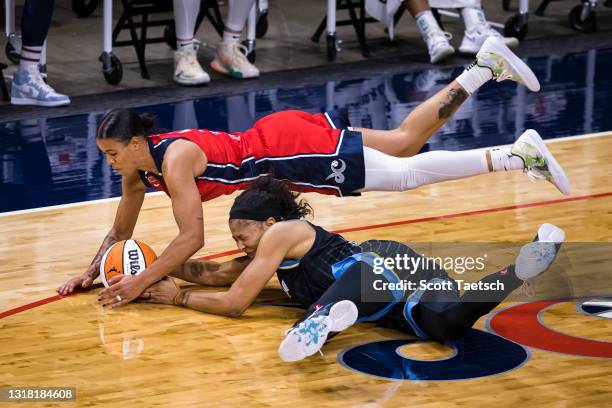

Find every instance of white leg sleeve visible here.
[359,146,490,192]
[226,0,257,31]
[428,0,481,8]
[174,0,200,39]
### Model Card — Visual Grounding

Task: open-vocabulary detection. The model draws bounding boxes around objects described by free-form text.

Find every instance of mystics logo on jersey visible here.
[146,174,162,188]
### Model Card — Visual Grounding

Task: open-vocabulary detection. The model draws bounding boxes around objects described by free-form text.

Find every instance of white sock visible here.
[20,45,42,71]
[174,0,200,48]
[415,10,441,38]
[489,147,525,172]
[461,7,487,31]
[455,63,493,94]
[222,0,256,44]
[222,30,241,45]
[176,37,194,52]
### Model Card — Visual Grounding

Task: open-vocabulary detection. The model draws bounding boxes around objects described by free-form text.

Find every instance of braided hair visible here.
[97,109,155,144]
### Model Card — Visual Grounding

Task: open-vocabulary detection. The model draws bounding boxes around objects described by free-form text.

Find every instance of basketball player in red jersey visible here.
[58,38,570,309]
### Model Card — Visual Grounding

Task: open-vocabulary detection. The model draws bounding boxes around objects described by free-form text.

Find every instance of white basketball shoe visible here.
[511,129,571,196]
[515,223,565,295]
[278,300,358,362]
[474,36,540,92]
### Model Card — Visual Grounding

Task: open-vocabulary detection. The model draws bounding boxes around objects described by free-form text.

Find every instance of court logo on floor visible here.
[338,329,529,381]
[487,300,612,358]
[578,297,612,320]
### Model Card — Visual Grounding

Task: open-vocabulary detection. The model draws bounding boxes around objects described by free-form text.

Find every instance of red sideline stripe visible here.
[335,191,612,234]
[1,190,611,319]
[0,295,66,319]
[489,301,612,358]
[200,249,241,260]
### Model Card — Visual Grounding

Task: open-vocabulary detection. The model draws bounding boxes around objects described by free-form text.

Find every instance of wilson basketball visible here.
[99,240,157,288]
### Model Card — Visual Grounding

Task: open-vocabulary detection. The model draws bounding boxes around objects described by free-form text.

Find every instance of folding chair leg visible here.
[535,0,553,16]
[141,12,150,71]
[195,2,224,39]
[0,64,9,101]
[346,0,369,58]
[121,0,150,79]
[359,0,369,56]
[312,17,327,42]
[206,0,225,36]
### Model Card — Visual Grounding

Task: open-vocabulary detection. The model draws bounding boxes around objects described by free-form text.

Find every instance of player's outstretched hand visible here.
[56,266,96,296]
[98,275,146,309]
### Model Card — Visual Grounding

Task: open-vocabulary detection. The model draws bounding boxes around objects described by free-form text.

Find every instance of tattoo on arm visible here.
[438,88,468,119]
[189,261,220,281]
[88,233,118,276]
[189,262,204,280]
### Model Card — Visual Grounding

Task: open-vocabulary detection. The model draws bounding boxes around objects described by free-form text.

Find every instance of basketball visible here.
[99,240,157,288]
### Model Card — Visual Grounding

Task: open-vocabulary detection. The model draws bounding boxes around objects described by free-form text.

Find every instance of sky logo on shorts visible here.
[281,280,291,298]
[326,159,347,184]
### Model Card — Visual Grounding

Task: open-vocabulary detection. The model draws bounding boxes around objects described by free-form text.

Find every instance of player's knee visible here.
[419,309,469,341]
[394,126,421,157]
[435,322,469,341]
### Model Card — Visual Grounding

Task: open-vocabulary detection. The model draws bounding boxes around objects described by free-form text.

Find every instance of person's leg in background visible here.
[173,0,210,85]
[404,0,454,64]
[172,100,199,129]
[11,0,70,107]
[427,0,518,54]
[210,0,260,79]
[454,0,519,54]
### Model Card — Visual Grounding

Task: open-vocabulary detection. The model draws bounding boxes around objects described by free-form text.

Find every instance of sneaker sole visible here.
[11,97,70,107]
[328,300,359,332]
[278,300,358,362]
[210,59,259,79]
[515,223,565,281]
[515,241,560,280]
[458,44,480,55]
[504,37,520,49]
[521,129,571,195]
[458,37,519,55]
[481,37,540,92]
[536,223,566,243]
[279,331,310,362]
[431,46,455,64]
[173,76,210,86]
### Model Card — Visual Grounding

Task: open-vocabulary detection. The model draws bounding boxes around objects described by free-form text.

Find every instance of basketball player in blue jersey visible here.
[124,178,565,362]
[62,37,570,309]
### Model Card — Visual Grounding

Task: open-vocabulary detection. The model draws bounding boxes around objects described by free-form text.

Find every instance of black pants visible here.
[297,260,523,342]
[22,0,55,47]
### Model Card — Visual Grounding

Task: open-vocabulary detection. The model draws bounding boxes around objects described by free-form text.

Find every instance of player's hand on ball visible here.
[98,275,146,308]
[137,277,180,305]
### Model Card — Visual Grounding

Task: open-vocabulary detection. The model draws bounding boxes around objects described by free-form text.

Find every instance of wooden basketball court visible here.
[1,133,611,407]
